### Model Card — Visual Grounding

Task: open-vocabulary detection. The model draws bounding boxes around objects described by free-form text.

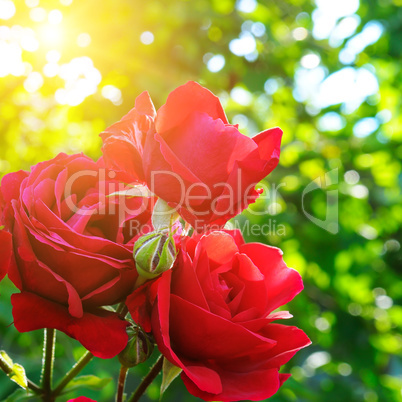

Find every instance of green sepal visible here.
[107,184,152,198]
[118,325,154,368]
[152,198,179,230]
[160,358,182,397]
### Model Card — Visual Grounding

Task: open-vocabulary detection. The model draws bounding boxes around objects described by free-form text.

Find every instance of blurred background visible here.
[0,0,401,400]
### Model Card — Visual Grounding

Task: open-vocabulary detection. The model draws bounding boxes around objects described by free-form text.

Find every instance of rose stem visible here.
[0,353,42,394]
[134,276,147,289]
[41,328,56,400]
[116,365,129,402]
[127,355,164,402]
[52,350,94,397]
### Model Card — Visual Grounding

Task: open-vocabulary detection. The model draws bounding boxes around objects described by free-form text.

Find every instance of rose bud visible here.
[134,231,177,280]
[118,324,154,368]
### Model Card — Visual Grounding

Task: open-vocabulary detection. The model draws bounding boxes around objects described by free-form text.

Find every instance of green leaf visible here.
[61,375,112,394]
[9,363,28,389]
[5,389,36,402]
[0,351,28,390]
[160,358,182,397]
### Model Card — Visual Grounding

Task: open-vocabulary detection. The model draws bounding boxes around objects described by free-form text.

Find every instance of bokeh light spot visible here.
[305,351,331,369]
[206,54,225,72]
[358,223,377,239]
[264,78,281,95]
[25,0,39,7]
[38,24,63,46]
[46,49,61,63]
[77,33,91,47]
[292,27,308,40]
[0,40,25,77]
[23,71,44,93]
[315,317,330,332]
[318,112,346,132]
[344,170,360,184]
[375,295,393,310]
[231,86,253,106]
[229,32,256,57]
[48,9,63,25]
[338,363,352,376]
[20,30,39,52]
[251,22,265,37]
[30,7,47,22]
[351,185,369,199]
[43,62,59,77]
[56,56,101,106]
[101,84,122,105]
[301,53,321,69]
[353,117,379,137]
[0,0,16,20]
[236,0,257,13]
[140,31,154,45]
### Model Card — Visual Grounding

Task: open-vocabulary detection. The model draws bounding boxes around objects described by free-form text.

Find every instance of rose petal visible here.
[230,253,268,317]
[170,250,209,311]
[240,243,304,313]
[252,127,283,176]
[181,366,281,402]
[0,170,28,204]
[0,230,12,281]
[156,81,228,134]
[168,295,276,360]
[181,365,222,395]
[156,112,256,186]
[132,91,156,119]
[101,127,146,180]
[101,91,156,180]
[11,292,128,358]
[154,132,202,184]
[258,323,312,368]
[198,232,239,266]
[11,208,82,315]
[150,272,223,395]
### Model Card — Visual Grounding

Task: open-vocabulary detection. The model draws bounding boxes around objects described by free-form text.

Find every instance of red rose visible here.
[0,153,153,358]
[101,81,282,231]
[67,397,97,402]
[0,192,12,282]
[127,231,311,401]
[101,91,156,182]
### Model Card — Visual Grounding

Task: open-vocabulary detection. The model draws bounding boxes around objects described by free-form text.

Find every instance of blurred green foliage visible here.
[0,0,401,401]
